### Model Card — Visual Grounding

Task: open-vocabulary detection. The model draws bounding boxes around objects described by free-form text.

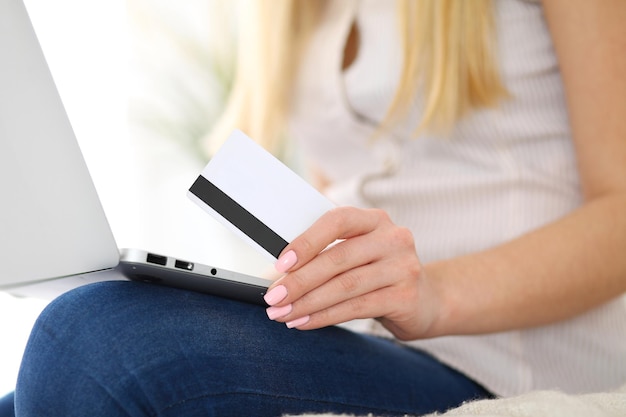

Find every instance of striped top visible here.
[287,0,626,397]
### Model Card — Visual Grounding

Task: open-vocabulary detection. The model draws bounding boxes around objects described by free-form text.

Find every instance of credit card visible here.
[188,130,335,260]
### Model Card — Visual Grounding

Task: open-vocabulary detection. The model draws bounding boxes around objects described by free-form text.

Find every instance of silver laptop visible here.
[0,0,271,304]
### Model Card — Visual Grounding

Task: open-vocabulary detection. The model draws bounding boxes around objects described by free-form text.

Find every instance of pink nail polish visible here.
[275,250,297,273]
[263,285,288,306]
[286,315,310,329]
[266,304,292,320]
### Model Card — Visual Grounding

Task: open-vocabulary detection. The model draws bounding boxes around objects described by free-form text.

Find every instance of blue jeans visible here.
[0,394,13,417]
[8,281,492,416]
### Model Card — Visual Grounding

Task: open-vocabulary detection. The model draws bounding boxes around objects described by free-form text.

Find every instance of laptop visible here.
[0,0,272,304]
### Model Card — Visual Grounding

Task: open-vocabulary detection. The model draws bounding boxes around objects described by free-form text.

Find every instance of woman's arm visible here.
[414,0,626,338]
[264,0,626,340]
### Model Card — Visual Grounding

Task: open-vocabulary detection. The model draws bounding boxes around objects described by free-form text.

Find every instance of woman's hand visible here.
[263,206,444,341]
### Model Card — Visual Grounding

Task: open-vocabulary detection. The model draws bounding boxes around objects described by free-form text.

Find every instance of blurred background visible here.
[0,0,271,395]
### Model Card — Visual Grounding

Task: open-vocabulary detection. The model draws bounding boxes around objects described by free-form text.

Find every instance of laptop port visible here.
[175,259,194,271]
[146,253,167,266]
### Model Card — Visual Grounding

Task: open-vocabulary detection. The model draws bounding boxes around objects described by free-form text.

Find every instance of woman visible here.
[6,0,626,416]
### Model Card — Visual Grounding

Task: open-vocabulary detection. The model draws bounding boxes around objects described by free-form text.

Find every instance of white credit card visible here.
[187,130,335,260]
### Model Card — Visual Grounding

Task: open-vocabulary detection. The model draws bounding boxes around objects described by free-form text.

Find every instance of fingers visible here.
[287,287,392,330]
[262,206,425,335]
[263,235,386,311]
[268,251,421,329]
[267,221,397,306]
[267,262,397,329]
[275,207,391,274]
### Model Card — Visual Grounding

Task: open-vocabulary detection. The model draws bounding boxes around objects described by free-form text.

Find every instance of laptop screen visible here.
[0,0,120,288]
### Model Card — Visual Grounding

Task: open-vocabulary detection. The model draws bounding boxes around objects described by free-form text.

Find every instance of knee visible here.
[15,282,277,416]
[20,280,273,370]
[15,282,143,415]
[17,282,144,374]
[24,281,138,348]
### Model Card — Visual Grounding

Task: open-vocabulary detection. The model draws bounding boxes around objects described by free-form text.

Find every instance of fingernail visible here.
[266,304,292,320]
[275,250,297,273]
[286,315,310,329]
[263,285,288,306]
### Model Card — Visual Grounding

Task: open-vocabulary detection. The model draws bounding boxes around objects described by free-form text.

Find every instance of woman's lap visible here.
[12,281,491,417]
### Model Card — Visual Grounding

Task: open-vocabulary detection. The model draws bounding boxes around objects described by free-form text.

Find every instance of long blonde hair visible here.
[208,0,508,155]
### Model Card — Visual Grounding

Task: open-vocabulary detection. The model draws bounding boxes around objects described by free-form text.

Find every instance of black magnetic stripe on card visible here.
[189,175,288,259]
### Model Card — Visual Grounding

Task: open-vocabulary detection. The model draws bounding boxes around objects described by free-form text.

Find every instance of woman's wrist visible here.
[416,260,457,339]
[377,260,454,341]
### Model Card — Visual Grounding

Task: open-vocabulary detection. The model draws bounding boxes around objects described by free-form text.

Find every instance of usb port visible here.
[146,253,167,266]
[175,259,194,271]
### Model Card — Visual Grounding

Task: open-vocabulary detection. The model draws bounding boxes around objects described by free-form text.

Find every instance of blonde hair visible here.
[208,0,507,155]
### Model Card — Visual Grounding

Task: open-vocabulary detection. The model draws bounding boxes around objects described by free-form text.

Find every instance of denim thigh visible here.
[15,281,491,417]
